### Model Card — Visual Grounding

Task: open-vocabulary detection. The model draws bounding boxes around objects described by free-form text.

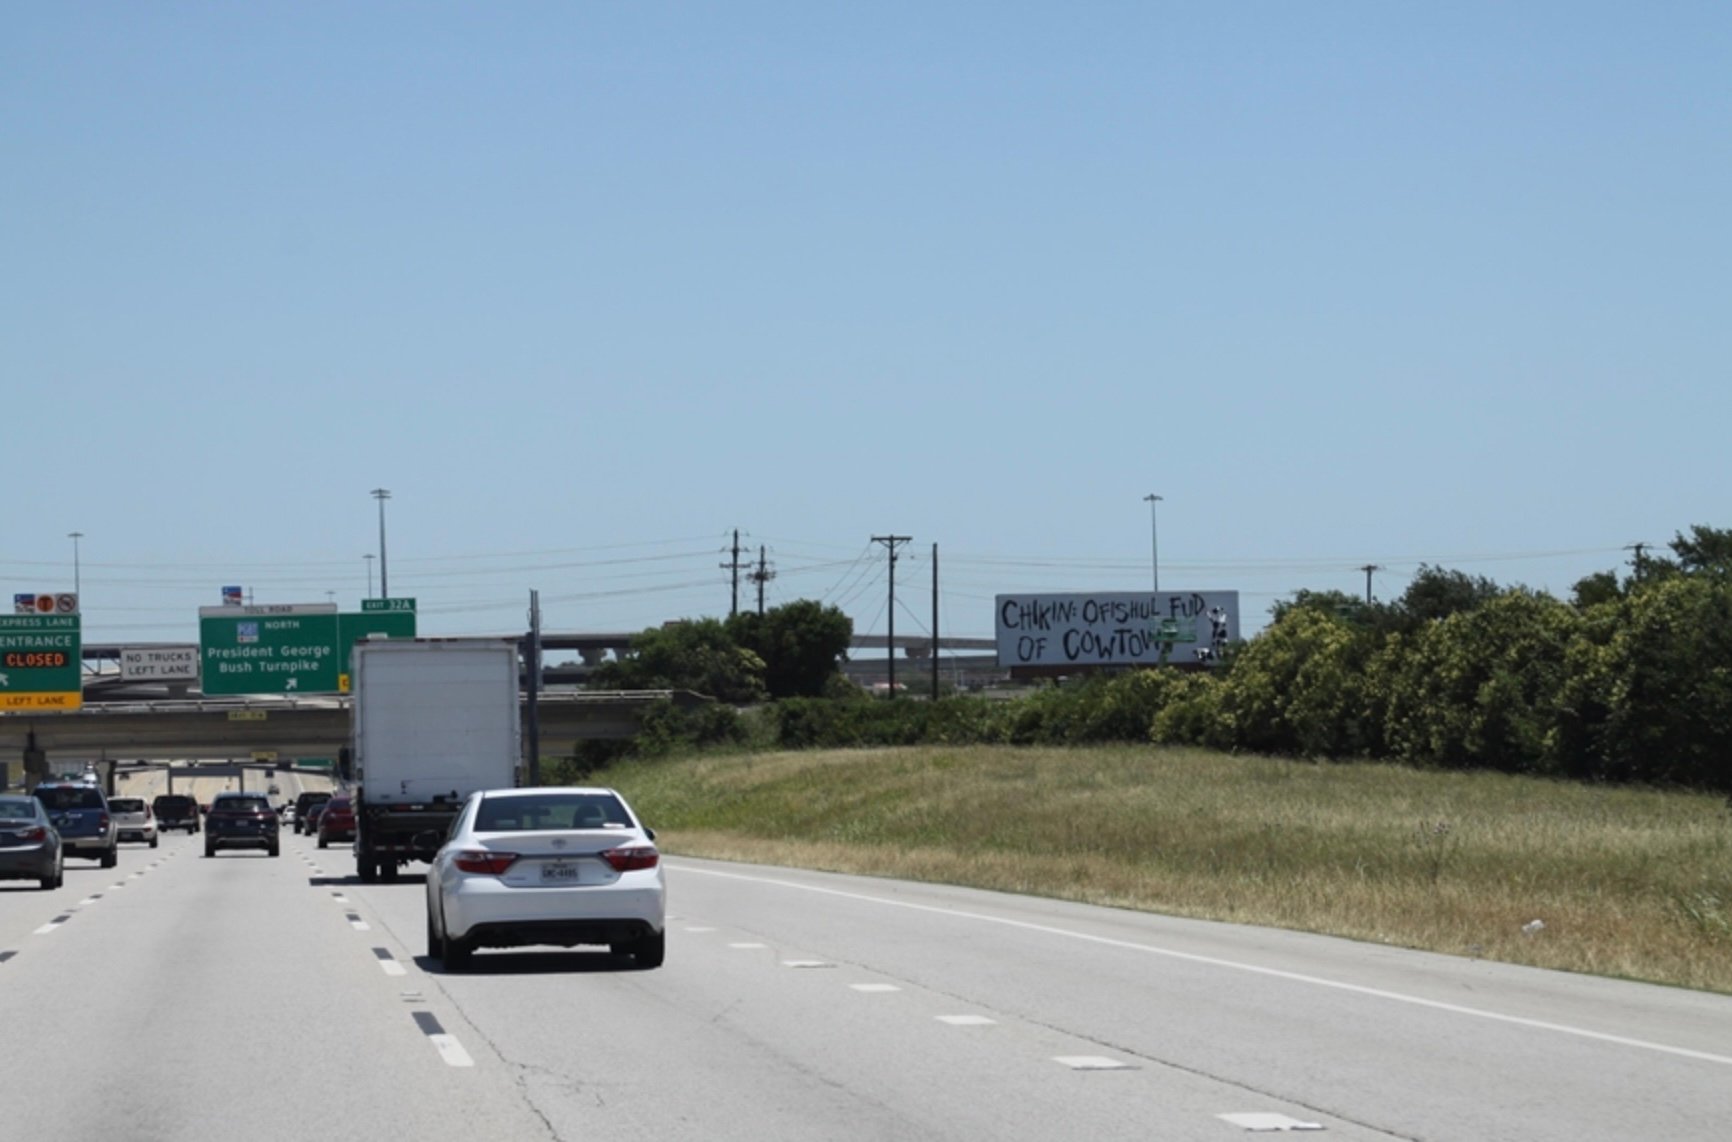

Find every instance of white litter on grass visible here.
[1523,919,1546,936]
[1218,1112,1324,1131]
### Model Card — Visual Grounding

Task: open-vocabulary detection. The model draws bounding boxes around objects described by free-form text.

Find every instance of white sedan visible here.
[425,786,666,971]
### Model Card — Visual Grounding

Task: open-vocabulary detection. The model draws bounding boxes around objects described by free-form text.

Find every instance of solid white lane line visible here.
[675,864,1732,1068]
[729,942,767,949]
[783,960,832,968]
[850,983,901,993]
[937,1015,997,1026]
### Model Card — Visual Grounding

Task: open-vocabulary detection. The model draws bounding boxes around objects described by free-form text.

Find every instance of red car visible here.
[317,795,357,849]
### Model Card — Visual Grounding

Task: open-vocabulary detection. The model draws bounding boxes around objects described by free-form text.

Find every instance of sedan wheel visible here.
[633,930,666,970]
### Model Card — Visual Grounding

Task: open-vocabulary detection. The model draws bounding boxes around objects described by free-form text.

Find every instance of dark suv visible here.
[153,794,201,834]
[204,792,280,858]
[293,791,333,836]
[33,783,119,868]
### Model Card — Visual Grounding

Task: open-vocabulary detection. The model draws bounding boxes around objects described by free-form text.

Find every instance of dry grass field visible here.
[607,743,1732,994]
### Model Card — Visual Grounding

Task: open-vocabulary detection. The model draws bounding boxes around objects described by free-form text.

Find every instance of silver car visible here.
[425,787,666,971]
[108,797,159,848]
[0,795,65,890]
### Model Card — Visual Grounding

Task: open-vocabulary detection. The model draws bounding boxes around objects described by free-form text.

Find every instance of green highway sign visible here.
[336,607,417,690]
[199,603,421,696]
[199,605,342,696]
[0,614,83,710]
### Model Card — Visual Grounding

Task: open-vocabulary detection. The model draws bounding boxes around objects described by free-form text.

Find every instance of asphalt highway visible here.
[2,824,1728,1141]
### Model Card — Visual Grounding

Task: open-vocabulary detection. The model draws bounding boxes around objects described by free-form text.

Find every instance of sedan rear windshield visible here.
[36,788,104,810]
[0,798,41,820]
[213,798,270,813]
[109,799,145,812]
[476,794,630,832]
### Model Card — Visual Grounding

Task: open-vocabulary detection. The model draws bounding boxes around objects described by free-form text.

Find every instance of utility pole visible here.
[1143,494,1163,593]
[1625,542,1650,577]
[721,529,746,617]
[526,590,541,786]
[370,488,392,598]
[931,543,940,701]
[68,532,84,599]
[749,546,775,616]
[872,535,911,696]
[1359,564,1382,605]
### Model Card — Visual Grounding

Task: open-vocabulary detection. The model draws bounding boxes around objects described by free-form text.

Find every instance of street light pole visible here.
[370,489,391,598]
[1142,494,1162,594]
[68,532,84,598]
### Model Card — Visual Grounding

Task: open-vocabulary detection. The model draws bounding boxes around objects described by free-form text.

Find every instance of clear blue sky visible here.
[4,3,1727,650]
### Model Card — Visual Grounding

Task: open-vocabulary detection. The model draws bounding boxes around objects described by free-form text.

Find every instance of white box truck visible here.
[349,636,522,883]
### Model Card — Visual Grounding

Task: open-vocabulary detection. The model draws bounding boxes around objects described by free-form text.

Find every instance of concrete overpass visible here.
[0,690,708,772]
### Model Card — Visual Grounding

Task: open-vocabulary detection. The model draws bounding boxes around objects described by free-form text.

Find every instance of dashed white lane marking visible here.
[430,1034,475,1067]
[33,916,70,935]
[345,912,371,931]
[1218,1112,1325,1131]
[1055,1056,1133,1070]
[850,983,901,993]
[729,942,767,949]
[412,1012,474,1067]
[783,960,832,968]
[685,926,717,932]
[373,949,409,977]
[78,896,101,907]
[937,1015,997,1026]
[676,864,1732,1068]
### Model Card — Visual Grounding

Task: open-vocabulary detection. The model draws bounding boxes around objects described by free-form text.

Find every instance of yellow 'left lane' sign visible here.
[0,693,83,710]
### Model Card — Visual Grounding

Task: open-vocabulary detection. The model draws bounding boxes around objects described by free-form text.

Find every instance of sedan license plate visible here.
[539,861,580,885]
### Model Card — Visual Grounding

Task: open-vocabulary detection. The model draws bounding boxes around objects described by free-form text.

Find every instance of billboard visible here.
[995,591,1240,668]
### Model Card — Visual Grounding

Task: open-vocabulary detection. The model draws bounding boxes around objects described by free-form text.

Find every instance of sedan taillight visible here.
[21,826,47,842]
[454,850,518,875]
[602,845,659,872]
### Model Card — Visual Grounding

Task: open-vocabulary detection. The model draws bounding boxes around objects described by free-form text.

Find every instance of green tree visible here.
[1592,576,1732,790]
[1396,565,1503,629]
[588,618,768,704]
[727,600,854,699]
[1382,589,1577,773]
[1218,606,1378,757]
[1670,525,1732,578]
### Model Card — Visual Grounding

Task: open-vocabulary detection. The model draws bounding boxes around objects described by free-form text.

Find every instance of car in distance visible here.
[33,783,118,869]
[317,795,356,849]
[204,792,280,858]
[108,797,159,848]
[293,791,332,836]
[0,795,64,890]
[152,794,201,834]
[425,786,665,971]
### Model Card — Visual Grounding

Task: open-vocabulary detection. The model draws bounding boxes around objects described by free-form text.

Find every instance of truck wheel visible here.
[381,861,399,882]
[358,858,378,884]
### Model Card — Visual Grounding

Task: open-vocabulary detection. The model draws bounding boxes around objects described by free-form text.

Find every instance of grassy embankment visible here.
[603,744,1732,995]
